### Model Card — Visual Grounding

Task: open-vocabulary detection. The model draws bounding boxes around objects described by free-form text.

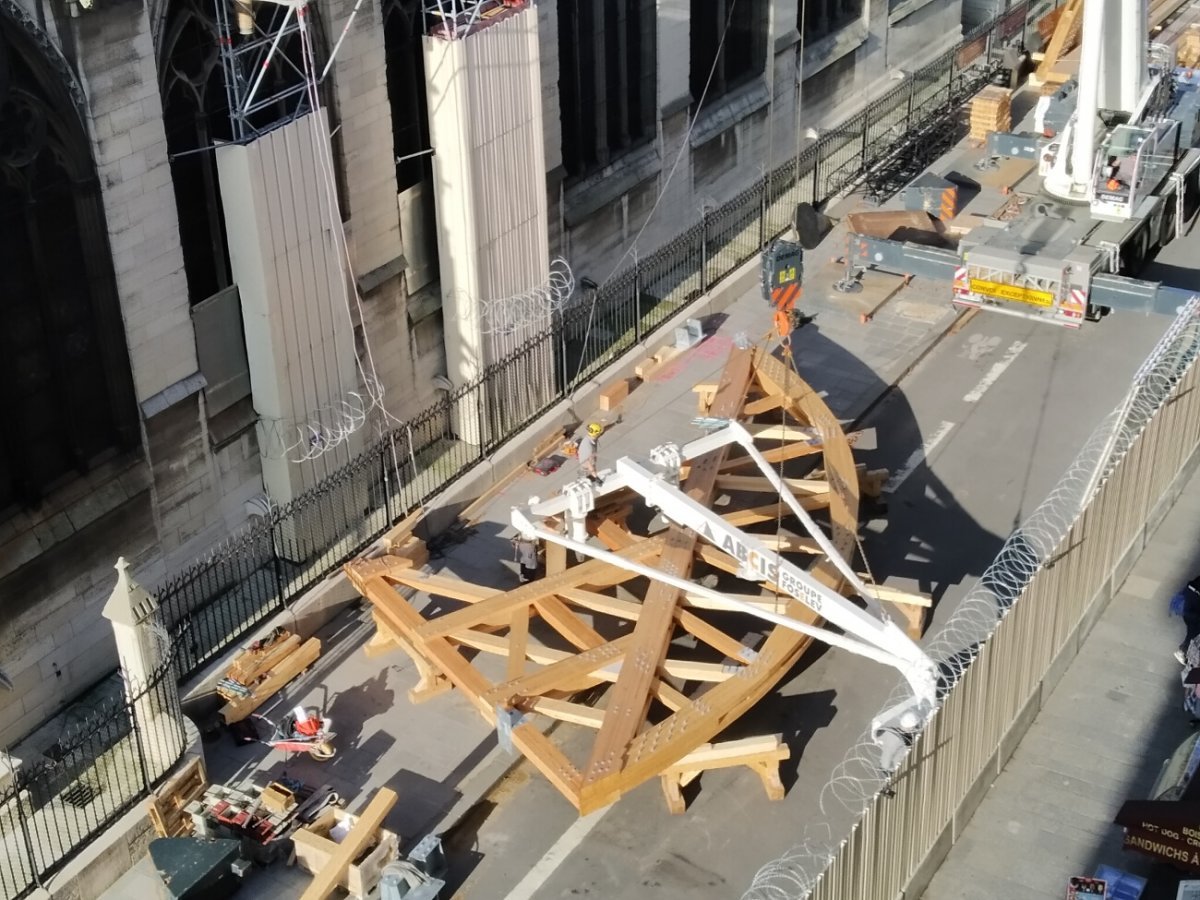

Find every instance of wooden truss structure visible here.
[345,344,922,814]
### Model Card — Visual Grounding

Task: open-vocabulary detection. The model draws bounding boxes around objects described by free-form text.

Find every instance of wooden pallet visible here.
[219,637,323,724]
[147,757,207,838]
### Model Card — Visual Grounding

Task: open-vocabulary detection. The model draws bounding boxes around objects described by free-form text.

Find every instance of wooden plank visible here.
[534,595,605,650]
[670,734,789,769]
[721,495,831,526]
[526,697,605,728]
[1036,0,1082,81]
[380,506,427,552]
[453,627,730,685]
[582,346,754,788]
[510,721,583,802]
[742,394,786,416]
[353,572,497,719]
[754,533,821,554]
[484,635,636,706]
[299,788,398,900]
[674,608,754,662]
[507,606,530,680]
[715,475,829,495]
[716,439,823,472]
[598,376,635,411]
[220,638,322,724]
[412,536,667,641]
[385,571,496,605]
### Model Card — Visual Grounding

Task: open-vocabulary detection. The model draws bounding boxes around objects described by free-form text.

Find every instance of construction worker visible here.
[578,422,603,484]
[512,535,540,584]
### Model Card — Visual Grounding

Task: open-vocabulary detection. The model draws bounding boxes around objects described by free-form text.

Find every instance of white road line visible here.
[505,806,612,900]
[963,340,1027,403]
[883,420,955,494]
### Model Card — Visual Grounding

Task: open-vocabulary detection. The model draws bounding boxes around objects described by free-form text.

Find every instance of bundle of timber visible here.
[217,628,322,724]
[969,87,1012,142]
[1036,6,1063,45]
[1181,24,1200,69]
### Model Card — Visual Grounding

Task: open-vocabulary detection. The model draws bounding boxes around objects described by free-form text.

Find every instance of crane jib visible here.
[696,519,825,613]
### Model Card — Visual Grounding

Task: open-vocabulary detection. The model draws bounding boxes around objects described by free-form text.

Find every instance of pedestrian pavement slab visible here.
[921,469,1200,900]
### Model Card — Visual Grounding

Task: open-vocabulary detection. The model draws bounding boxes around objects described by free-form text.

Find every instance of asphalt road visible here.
[442,303,1172,900]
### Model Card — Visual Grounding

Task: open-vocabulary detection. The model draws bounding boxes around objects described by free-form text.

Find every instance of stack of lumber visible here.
[147,757,207,837]
[217,628,322,724]
[1036,6,1063,47]
[1180,24,1200,69]
[969,87,1012,142]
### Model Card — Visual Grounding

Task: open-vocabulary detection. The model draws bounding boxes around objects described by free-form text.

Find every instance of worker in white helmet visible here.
[577,422,603,484]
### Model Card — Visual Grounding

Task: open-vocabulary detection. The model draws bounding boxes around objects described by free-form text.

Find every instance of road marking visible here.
[960,333,1001,361]
[963,340,1027,402]
[883,421,955,494]
[505,805,612,900]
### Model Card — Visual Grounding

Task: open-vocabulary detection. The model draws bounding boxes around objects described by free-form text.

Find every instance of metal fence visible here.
[0,633,187,900]
[740,297,1200,898]
[155,14,1017,684]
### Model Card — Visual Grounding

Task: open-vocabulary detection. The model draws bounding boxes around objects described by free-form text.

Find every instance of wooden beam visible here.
[715,475,829,495]
[582,347,755,789]
[674,608,755,662]
[721,495,831,526]
[534,595,605,650]
[299,787,398,900]
[485,635,635,706]
[747,424,818,442]
[1036,0,1082,81]
[754,533,821,554]
[352,572,497,719]
[525,696,605,728]
[717,440,824,472]
[742,394,786,416]
[410,536,667,641]
[511,721,583,804]
[383,571,496,605]
[507,606,530,680]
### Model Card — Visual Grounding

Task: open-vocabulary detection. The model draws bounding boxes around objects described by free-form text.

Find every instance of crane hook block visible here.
[762,239,804,337]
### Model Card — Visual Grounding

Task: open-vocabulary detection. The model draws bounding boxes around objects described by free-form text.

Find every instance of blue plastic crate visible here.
[1094,865,1147,900]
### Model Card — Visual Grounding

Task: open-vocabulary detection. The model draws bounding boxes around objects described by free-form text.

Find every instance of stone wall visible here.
[556,0,966,284]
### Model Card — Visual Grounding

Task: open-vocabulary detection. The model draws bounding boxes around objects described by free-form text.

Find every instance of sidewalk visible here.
[921,463,1200,899]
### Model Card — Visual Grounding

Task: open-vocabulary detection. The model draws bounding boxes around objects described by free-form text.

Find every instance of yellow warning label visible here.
[968,278,1055,308]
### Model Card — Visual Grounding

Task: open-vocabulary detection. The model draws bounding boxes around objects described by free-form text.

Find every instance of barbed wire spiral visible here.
[474,257,576,336]
[741,297,1200,900]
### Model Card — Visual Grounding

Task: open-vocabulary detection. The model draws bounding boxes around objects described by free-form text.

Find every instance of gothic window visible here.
[382,0,433,191]
[159,0,340,306]
[800,0,865,46]
[690,0,768,107]
[558,0,657,179]
[0,13,138,510]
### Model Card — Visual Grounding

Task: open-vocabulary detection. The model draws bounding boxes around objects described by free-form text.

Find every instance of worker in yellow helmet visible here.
[578,422,603,484]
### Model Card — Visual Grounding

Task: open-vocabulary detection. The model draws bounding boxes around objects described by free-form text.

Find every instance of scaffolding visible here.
[214,0,318,141]
[424,0,525,40]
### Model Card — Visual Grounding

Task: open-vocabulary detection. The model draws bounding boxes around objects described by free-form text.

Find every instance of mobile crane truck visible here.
[844,0,1200,327]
